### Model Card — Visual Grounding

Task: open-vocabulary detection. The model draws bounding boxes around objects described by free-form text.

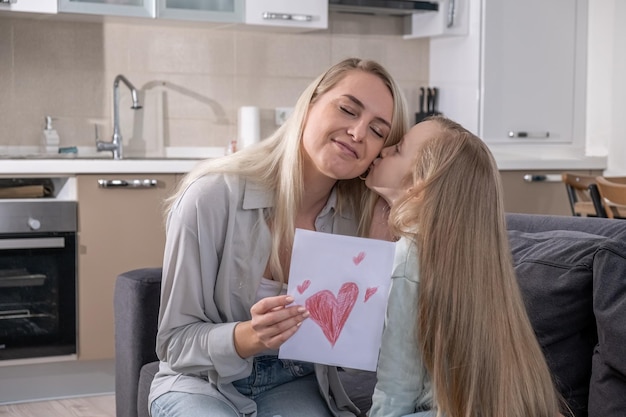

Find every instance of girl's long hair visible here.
[390,116,562,417]
[165,58,409,284]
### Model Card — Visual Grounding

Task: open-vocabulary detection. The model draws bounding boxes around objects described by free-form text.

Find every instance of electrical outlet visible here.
[275,107,294,126]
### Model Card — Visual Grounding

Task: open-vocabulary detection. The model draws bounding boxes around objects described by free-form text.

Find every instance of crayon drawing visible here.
[279,229,396,371]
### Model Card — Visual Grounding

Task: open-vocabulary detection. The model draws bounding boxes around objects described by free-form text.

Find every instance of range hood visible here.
[329,0,439,16]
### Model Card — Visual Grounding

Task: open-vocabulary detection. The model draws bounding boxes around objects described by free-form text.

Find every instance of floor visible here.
[0,394,115,417]
[0,358,115,405]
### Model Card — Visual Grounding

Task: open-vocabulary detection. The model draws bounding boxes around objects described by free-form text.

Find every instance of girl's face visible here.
[301,70,394,182]
[366,120,440,204]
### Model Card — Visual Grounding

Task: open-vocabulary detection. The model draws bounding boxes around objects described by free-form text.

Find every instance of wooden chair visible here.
[596,176,626,219]
[561,172,606,217]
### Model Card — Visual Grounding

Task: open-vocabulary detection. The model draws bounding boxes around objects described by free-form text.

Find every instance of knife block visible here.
[415,110,441,124]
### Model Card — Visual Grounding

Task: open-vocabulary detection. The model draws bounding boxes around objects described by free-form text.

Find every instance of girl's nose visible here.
[380,145,393,158]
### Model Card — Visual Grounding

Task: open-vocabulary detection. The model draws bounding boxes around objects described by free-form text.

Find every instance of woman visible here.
[149,58,410,417]
[366,116,566,417]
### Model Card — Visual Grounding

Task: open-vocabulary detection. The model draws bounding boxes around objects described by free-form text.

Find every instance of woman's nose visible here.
[347,119,368,142]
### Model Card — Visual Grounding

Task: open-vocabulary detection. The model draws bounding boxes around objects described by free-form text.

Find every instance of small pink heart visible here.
[364,287,378,303]
[353,251,366,266]
[297,279,311,294]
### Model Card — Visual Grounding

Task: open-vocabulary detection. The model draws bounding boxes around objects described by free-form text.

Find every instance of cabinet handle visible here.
[523,174,561,183]
[447,0,456,28]
[262,12,313,22]
[508,131,551,139]
[97,179,158,188]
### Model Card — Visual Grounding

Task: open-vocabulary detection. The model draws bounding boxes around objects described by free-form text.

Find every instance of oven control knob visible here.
[28,217,41,230]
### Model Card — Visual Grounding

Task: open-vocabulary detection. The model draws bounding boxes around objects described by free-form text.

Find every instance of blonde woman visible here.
[149,58,410,417]
[366,116,567,417]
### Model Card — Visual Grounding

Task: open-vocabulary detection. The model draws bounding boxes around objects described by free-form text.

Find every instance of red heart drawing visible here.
[353,251,366,265]
[364,287,378,303]
[297,279,311,294]
[305,282,359,347]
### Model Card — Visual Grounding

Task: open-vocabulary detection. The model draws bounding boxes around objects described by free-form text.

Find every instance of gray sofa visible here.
[114,213,626,417]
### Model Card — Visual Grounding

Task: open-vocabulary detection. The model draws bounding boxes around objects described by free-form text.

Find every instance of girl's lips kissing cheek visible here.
[331,139,358,159]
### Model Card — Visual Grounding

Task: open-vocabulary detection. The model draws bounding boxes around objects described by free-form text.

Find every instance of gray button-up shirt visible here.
[150,173,361,417]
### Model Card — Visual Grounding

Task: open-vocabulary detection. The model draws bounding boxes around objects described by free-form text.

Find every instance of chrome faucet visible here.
[96,74,142,159]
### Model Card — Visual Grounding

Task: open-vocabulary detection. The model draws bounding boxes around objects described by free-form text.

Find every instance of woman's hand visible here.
[234,295,309,358]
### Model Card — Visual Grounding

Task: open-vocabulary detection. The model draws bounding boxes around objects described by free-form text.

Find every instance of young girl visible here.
[365,116,566,417]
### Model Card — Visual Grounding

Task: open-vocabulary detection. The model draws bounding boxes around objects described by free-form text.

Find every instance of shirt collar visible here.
[241,178,344,219]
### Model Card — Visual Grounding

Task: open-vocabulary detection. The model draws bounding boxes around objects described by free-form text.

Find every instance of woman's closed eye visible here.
[340,105,356,116]
[370,125,385,138]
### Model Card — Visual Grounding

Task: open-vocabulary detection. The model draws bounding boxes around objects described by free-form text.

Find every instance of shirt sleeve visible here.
[369,240,430,417]
[155,175,251,379]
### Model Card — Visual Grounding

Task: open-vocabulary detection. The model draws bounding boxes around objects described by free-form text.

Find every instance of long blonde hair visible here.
[166,58,409,284]
[390,116,562,417]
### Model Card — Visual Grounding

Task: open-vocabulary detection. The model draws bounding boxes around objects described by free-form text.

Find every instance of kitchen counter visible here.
[0,158,203,174]
[0,150,608,174]
[493,154,607,171]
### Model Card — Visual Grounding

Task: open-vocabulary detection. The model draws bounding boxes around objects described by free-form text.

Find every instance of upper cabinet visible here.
[429,0,588,148]
[480,0,587,145]
[157,0,243,23]
[245,0,327,31]
[0,0,57,14]
[405,0,469,38]
[56,0,324,29]
[58,0,154,17]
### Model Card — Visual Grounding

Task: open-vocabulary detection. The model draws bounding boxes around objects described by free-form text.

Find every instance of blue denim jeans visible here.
[151,356,331,417]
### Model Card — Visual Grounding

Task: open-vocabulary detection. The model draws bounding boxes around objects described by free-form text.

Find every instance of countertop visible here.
[0,149,608,174]
[0,158,203,174]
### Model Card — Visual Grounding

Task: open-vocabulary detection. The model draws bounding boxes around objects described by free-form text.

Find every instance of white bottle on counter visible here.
[41,116,60,154]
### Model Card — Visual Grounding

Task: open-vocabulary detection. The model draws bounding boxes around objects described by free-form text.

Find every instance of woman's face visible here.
[366,120,440,204]
[301,70,394,181]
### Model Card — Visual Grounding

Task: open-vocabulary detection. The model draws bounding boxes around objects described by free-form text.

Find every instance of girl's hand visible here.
[234,295,309,358]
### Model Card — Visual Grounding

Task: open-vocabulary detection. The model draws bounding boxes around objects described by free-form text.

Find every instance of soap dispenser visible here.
[41,116,60,154]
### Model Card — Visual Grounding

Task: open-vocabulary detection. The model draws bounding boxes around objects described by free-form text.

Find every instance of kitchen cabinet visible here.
[157,0,243,23]
[56,0,322,28]
[430,0,588,149]
[58,0,153,18]
[245,0,327,31]
[404,0,469,38]
[500,170,602,216]
[76,173,182,360]
[481,0,587,145]
[0,0,56,14]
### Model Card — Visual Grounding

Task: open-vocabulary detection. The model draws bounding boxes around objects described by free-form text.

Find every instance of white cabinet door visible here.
[245,0,328,31]
[58,0,154,18]
[405,0,469,38]
[480,0,587,145]
[0,0,57,14]
[157,0,243,22]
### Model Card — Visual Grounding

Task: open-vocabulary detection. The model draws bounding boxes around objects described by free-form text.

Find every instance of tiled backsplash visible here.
[0,13,428,157]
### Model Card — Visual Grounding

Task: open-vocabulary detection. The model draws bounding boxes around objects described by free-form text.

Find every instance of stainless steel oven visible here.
[0,200,77,362]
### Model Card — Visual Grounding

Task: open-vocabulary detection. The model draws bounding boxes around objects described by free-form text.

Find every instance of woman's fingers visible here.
[250,295,309,349]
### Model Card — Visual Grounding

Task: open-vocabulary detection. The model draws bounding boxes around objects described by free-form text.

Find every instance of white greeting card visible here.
[278,229,396,371]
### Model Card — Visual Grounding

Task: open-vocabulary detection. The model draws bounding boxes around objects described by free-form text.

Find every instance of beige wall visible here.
[0,13,429,156]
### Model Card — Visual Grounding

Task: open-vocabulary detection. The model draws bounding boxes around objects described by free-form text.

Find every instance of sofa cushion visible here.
[509,228,626,417]
[588,238,626,417]
[508,229,599,417]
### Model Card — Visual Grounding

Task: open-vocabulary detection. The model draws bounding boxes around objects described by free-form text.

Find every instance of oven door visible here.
[0,232,77,361]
